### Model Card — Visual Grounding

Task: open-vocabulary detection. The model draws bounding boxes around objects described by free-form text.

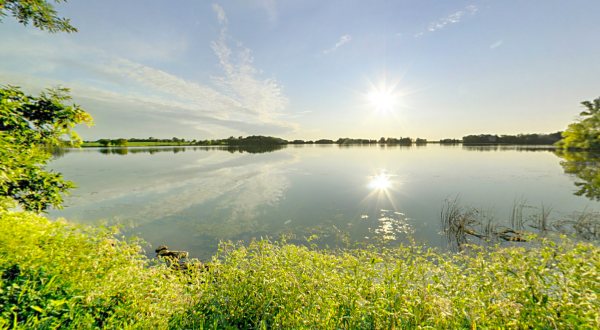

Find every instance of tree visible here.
[0,0,77,33]
[98,139,110,147]
[1,0,92,212]
[0,86,93,212]
[112,138,127,147]
[556,97,600,149]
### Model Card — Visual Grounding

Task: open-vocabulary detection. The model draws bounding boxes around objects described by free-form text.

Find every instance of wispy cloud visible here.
[259,0,278,23]
[323,35,352,54]
[210,4,289,121]
[490,40,503,49]
[212,3,227,25]
[0,5,296,138]
[415,5,478,37]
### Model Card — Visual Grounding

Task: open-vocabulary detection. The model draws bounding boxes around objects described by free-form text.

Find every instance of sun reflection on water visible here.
[368,169,395,190]
[370,210,415,241]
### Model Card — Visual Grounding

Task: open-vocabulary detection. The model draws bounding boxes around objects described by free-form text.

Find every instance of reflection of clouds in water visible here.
[215,165,290,221]
[370,210,415,240]
[56,151,298,225]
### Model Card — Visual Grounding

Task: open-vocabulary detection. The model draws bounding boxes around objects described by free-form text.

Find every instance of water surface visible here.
[48,145,598,260]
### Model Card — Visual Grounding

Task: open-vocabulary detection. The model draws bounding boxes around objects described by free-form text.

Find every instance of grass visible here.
[1,210,599,329]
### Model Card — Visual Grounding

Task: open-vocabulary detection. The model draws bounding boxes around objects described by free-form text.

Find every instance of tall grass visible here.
[442,197,600,249]
[1,210,599,329]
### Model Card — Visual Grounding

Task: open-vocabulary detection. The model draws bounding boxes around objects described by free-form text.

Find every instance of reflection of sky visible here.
[47,145,600,258]
[49,147,297,226]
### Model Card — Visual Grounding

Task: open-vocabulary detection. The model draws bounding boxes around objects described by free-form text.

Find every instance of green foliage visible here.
[0,211,190,329]
[0,0,77,33]
[111,138,127,147]
[97,139,110,147]
[182,238,600,329]
[225,135,286,146]
[3,211,599,329]
[0,86,93,212]
[556,97,600,149]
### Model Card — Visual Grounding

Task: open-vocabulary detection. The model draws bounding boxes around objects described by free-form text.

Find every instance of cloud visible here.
[417,5,478,36]
[323,35,352,54]
[0,5,296,139]
[212,4,228,25]
[209,8,289,122]
[259,0,278,23]
[490,40,503,49]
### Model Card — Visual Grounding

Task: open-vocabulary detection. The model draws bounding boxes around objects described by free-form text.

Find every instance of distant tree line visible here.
[91,135,287,146]
[462,132,563,145]
[98,138,128,147]
[88,135,436,146]
[89,133,566,147]
[439,139,460,144]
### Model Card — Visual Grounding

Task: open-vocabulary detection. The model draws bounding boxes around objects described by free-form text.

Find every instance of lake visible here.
[47,144,599,260]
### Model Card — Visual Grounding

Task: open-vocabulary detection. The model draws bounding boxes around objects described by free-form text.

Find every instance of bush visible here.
[1,211,598,329]
[0,211,190,329]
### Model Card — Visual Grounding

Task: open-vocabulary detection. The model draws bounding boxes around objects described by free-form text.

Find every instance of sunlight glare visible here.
[368,90,395,110]
[369,174,391,190]
[369,170,395,190]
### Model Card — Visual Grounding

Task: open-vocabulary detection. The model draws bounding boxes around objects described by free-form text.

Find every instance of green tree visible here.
[0,0,77,33]
[0,86,93,212]
[556,97,600,149]
[1,1,93,212]
[98,139,110,147]
[112,138,127,147]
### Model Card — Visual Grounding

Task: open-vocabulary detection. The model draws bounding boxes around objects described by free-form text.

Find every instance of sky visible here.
[1,0,599,141]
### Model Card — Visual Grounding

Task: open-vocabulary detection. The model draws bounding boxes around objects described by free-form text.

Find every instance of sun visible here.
[367,89,395,110]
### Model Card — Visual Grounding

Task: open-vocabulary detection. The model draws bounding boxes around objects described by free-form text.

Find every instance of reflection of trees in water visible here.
[51,145,287,157]
[221,145,286,154]
[555,150,600,201]
[99,148,129,155]
[462,145,557,152]
[441,198,600,251]
[47,147,73,159]
[94,145,286,155]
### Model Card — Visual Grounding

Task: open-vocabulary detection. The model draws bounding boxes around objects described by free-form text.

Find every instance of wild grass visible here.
[1,210,599,329]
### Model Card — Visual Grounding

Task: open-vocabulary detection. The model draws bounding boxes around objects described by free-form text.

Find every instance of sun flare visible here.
[368,90,395,110]
[368,170,395,190]
[369,174,391,189]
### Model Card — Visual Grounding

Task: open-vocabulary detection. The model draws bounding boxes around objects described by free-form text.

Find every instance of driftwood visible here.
[154,245,213,273]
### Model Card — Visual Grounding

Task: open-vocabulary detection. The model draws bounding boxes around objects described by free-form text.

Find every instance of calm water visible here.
[47,145,598,260]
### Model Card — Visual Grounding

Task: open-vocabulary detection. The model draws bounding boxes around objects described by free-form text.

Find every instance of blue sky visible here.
[1,0,599,141]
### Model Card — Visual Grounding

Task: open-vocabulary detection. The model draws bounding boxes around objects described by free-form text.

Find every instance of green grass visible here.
[1,211,599,329]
